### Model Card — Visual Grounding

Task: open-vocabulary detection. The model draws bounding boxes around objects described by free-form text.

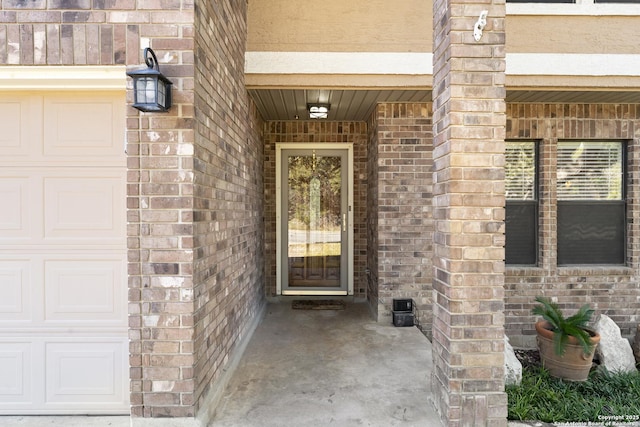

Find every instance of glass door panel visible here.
[280,148,349,294]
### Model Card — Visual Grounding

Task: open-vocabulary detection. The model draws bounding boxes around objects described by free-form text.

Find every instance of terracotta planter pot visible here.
[535,320,601,381]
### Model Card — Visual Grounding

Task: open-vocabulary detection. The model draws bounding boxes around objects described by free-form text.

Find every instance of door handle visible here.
[343,213,347,232]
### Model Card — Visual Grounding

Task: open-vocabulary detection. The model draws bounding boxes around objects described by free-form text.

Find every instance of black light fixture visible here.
[126,48,172,112]
[307,103,330,119]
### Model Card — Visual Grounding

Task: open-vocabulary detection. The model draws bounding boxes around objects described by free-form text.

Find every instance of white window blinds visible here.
[557,141,623,201]
[506,141,536,201]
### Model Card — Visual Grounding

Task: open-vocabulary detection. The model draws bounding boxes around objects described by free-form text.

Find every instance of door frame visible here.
[276,143,354,296]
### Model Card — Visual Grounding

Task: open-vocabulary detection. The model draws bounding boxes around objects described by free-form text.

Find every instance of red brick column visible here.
[431,1,508,426]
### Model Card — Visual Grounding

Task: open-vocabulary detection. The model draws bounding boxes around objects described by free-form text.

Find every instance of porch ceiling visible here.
[247,88,432,122]
[248,89,640,121]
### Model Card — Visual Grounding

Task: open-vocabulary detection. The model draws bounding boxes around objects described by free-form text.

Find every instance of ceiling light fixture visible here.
[307,103,330,119]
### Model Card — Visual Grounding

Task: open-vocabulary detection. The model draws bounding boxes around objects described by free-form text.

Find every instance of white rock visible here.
[595,314,637,374]
[632,324,640,364]
[505,336,522,386]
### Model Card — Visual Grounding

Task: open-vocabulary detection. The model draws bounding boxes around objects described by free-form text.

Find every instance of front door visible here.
[276,144,353,295]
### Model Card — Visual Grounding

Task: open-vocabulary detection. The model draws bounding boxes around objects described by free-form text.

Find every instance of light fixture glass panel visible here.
[134,77,157,105]
[157,80,166,106]
[144,78,156,103]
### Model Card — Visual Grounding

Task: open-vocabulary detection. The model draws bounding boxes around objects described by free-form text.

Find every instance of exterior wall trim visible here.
[507,53,640,77]
[507,2,640,16]
[0,66,127,91]
[245,52,433,75]
[247,53,640,81]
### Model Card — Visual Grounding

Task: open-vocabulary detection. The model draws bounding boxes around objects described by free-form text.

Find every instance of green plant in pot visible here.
[532,296,600,381]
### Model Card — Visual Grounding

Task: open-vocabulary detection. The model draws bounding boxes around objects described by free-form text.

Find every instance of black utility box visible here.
[392,298,414,327]
[392,310,414,327]
[393,298,413,312]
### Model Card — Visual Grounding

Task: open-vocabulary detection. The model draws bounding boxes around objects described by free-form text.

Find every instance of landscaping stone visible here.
[632,324,640,365]
[505,336,522,386]
[594,314,637,374]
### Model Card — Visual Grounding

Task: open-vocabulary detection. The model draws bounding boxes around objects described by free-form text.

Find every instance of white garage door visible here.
[0,92,129,414]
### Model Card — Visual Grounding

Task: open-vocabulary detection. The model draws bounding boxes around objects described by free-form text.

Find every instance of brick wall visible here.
[505,103,640,347]
[0,0,193,66]
[263,121,368,298]
[192,0,265,415]
[127,61,197,420]
[431,0,508,425]
[364,101,640,350]
[368,103,434,333]
[122,1,196,417]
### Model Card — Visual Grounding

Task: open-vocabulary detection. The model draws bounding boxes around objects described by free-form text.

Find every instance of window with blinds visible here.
[557,141,625,265]
[505,141,537,265]
[557,142,623,201]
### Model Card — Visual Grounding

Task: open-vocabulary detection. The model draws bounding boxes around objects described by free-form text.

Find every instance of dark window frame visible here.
[505,140,539,266]
[556,140,627,266]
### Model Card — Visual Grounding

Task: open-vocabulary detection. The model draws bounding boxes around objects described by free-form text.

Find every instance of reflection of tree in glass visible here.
[506,142,535,201]
[557,142,622,201]
[288,155,342,230]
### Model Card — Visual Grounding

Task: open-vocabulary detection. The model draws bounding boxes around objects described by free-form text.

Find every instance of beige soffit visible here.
[0,66,127,90]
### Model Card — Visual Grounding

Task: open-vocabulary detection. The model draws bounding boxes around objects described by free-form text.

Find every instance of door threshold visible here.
[267,295,365,303]
[281,290,348,296]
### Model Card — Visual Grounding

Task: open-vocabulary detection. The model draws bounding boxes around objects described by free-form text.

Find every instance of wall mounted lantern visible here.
[126,48,172,112]
[307,103,330,119]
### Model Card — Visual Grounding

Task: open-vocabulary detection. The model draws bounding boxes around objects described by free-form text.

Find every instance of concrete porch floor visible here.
[209,301,441,426]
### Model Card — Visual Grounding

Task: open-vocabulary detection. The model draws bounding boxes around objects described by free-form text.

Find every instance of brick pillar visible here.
[431,1,508,426]
[127,25,197,418]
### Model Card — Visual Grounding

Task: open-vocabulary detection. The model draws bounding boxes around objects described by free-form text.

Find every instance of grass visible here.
[507,366,640,423]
